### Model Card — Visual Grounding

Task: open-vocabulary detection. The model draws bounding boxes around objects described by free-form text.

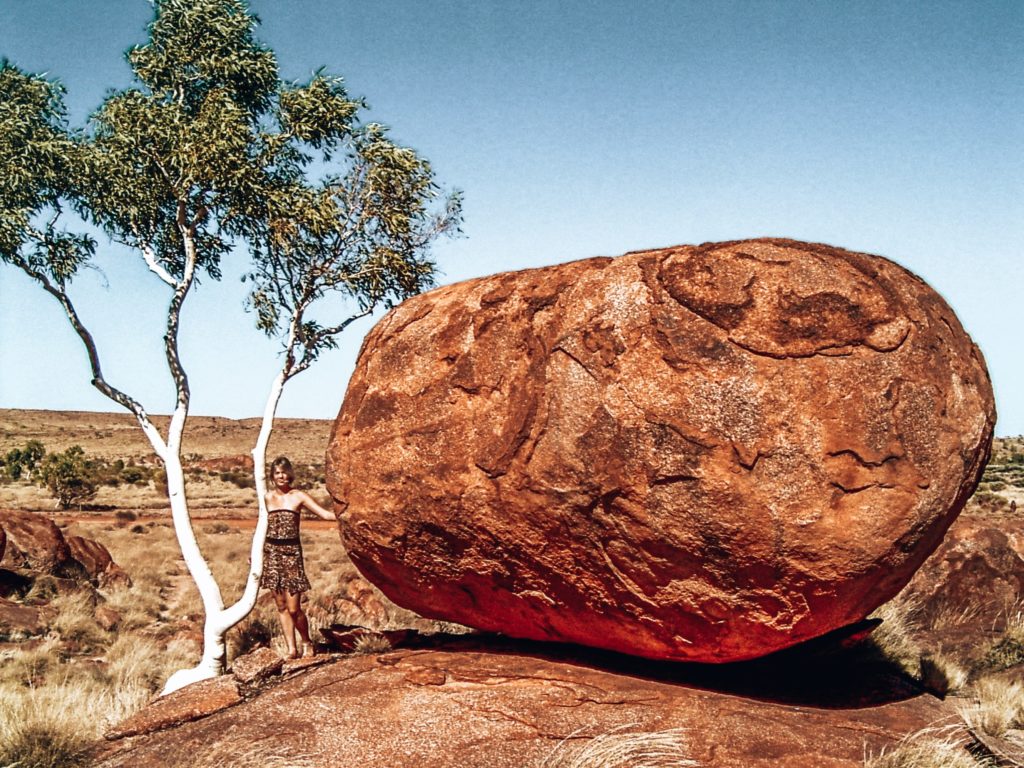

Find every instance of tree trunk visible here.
[220,371,286,628]
[161,371,288,694]
[161,452,229,693]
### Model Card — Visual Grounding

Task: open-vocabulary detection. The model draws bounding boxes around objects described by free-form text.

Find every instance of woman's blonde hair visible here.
[270,456,295,483]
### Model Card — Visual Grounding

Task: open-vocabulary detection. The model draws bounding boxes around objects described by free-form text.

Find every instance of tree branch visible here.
[289,306,373,380]
[10,255,169,461]
[165,214,197,452]
[139,238,177,286]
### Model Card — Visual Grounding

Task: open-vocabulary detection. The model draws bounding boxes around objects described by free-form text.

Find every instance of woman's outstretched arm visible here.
[297,491,337,520]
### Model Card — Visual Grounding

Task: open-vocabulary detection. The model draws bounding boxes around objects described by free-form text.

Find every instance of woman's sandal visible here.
[286,649,300,660]
[302,643,317,658]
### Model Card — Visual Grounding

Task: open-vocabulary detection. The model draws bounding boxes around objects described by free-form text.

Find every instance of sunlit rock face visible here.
[326,238,995,663]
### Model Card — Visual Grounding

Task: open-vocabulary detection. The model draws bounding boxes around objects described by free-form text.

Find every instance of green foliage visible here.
[4,0,460,379]
[36,445,99,509]
[0,61,95,285]
[971,490,1010,512]
[78,0,463,317]
[979,634,1024,672]
[119,465,150,485]
[129,0,278,111]
[0,440,46,482]
[219,469,255,489]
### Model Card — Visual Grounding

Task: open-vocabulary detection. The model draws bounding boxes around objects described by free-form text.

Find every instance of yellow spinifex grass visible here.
[959,678,1024,738]
[0,613,198,768]
[863,725,982,768]
[0,679,142,768]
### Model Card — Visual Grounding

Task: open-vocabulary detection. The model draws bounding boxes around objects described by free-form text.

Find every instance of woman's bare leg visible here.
[273,590,298,657]
[286,591,315,656]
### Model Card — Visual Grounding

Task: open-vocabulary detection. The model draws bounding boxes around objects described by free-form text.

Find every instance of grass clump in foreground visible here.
[975,603,1024,674]
[0,519,397,767]
[864,734,987,768]
[868,594,968,697]
[0,632,197,768]
[959,678,1024,738]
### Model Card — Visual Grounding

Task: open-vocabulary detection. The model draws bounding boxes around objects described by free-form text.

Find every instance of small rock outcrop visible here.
[0,508,83,579]
[104,676,242,740]
[327,238,995,663]
[94,604,122,632]
[908,517,1024,628]
[896,514,1024,666]
[0,595,49,639]
[230,647,284,688]
[67,535,132,588]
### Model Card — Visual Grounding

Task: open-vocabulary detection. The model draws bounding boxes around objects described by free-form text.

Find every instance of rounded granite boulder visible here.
[326,238,995,663]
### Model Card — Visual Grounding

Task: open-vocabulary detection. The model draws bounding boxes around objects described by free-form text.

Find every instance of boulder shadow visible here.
[390,619,926,710]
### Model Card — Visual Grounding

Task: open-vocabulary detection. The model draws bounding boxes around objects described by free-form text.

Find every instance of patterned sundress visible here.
[259,509,311,593]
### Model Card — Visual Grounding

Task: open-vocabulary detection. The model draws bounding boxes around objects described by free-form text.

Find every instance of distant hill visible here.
[0,408,333,465]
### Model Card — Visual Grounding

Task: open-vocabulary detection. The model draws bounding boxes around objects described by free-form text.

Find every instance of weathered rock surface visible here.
[67,534,132,588]
[0,595,49,639]
[94,644,958,768]
[0,508,85,579]
[309,571,391,629]
[94,604,122,632]
[104,675,242,740]
[230,646,284,687]
[327,238,995,663]
[0,523,6,562]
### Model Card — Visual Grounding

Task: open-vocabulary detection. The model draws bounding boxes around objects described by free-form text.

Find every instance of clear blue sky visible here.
[2,1,1022,435]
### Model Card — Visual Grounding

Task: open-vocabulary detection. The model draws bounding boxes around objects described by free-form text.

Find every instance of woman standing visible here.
[261,456,336,658]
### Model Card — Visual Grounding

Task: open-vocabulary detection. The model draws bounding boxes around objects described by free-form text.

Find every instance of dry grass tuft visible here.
[158,738,317,768]
[919,653,969,697]
[928,601,985,632]
[540,725,699,768]
[47,590,109,652]
[351,632,393,655]
[960,678,1024,738]
[868,595,968,696]
[863,726,982,768]
[103,633,198,695]
[869,594,925,679]
[228,603,278,659]
[978,603,1024,672]
[0,680,142,768]
[0,637,61,688]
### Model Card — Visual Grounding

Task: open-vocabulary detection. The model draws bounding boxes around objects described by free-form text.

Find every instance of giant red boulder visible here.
[326,239,995,663]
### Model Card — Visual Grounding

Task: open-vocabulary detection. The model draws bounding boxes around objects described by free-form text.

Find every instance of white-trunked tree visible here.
[0,0,459,694]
